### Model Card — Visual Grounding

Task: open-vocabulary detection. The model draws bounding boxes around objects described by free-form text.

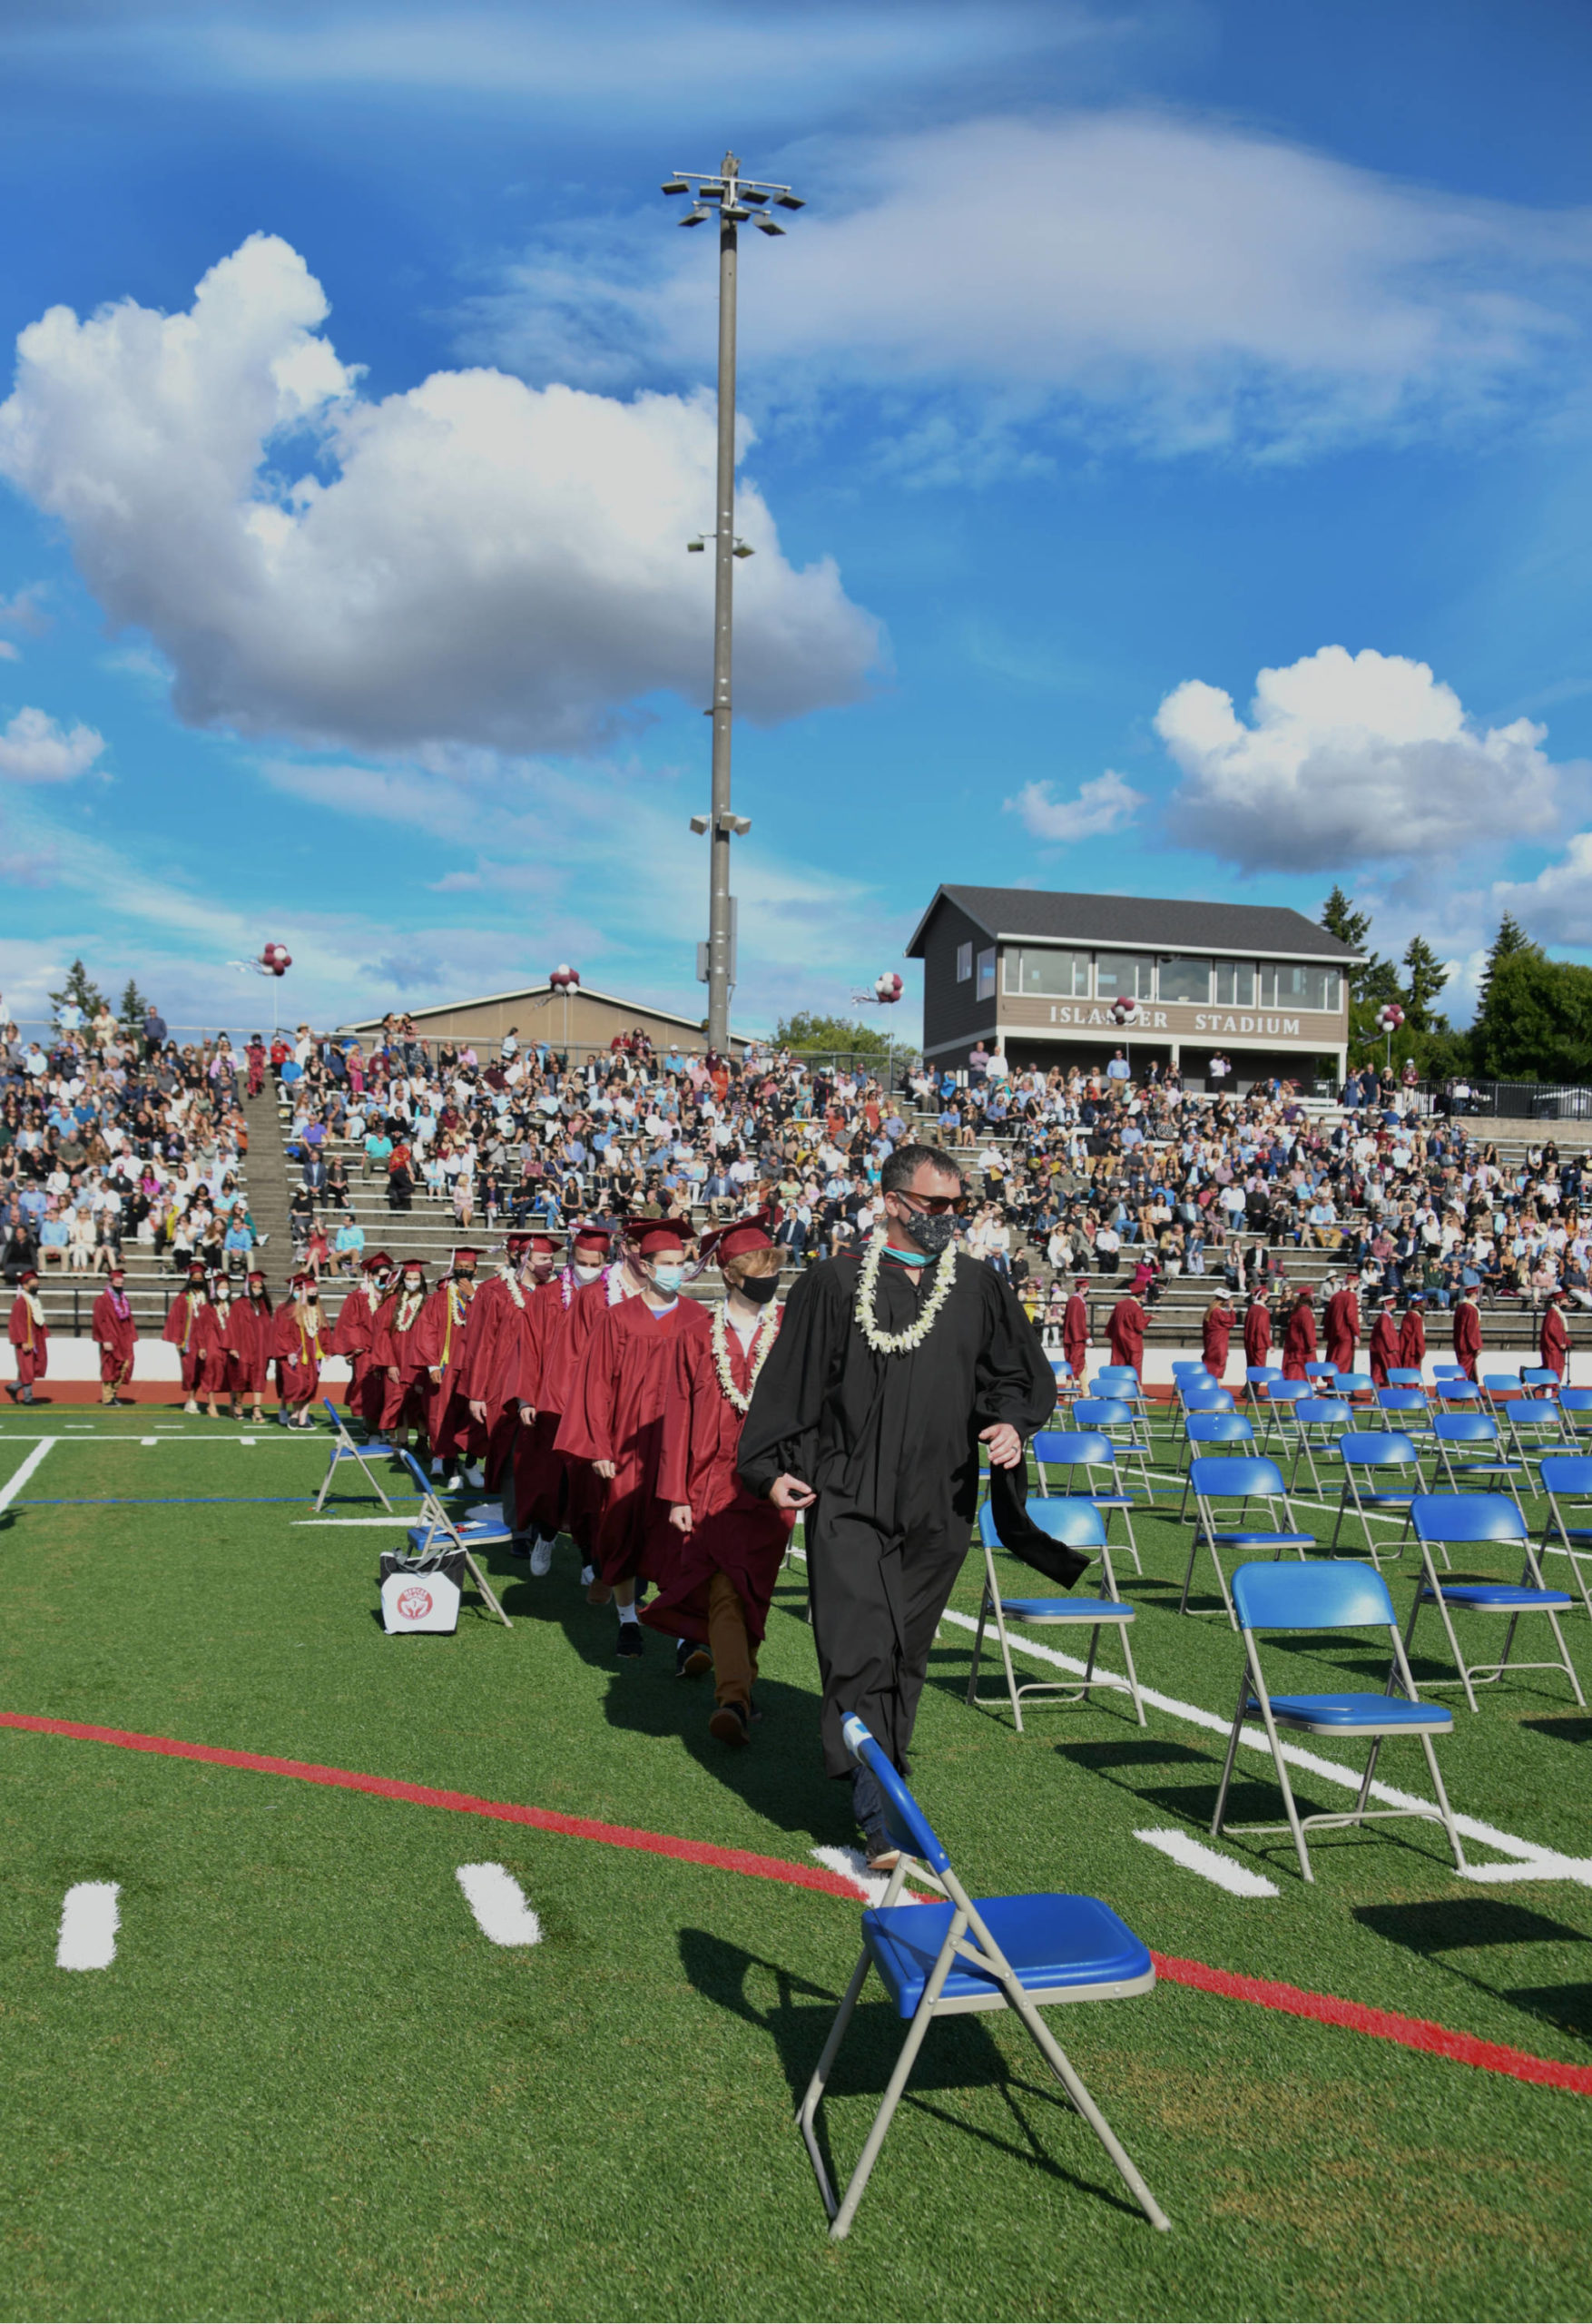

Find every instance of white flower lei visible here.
[855,1229,958,1355]
[712,1297,780,1413]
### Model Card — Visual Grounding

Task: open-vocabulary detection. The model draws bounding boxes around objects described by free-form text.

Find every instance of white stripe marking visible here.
[455,1862,542,1947]
[56,1881,120,1970]
[0,1437,54,1512]
[141,1436,158,1446]
[1134,1827,1280,1896]
[811,1845,893,1905]
[1453,1853,1592,1884]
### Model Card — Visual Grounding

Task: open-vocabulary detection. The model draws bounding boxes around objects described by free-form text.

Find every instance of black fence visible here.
[1433,1081,1592,1124]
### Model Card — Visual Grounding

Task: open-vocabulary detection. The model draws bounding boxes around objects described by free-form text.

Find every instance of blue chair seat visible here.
[1446,1458,1527,1476]
[863,1894,1153,2019]
[1354,1490,1416,1505]
[334,1439,398,1457]
[1211,1530,1314,1548]
[1003,1596,1135,1624]
[1252,1691,1453,1732]
[1419,1582,1574,1610]
[407,1519,511,1547]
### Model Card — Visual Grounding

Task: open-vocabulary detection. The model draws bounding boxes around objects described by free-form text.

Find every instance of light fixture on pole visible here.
[663,150,802,1055]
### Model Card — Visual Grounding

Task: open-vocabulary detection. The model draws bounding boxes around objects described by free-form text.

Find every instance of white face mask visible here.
[573,1260,604,1284]
[650,1262,685,1296]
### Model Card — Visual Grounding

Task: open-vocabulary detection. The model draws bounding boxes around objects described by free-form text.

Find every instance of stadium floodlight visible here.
[686,536,705,552]
[678,207,709,228]
[661,149,802,1052]
[689,813,710,834]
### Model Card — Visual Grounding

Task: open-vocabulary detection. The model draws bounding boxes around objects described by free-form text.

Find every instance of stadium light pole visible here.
[663,153,803,1053]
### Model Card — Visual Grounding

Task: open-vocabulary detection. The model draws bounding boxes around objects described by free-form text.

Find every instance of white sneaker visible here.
[530,1536,553,1577]
[580,1563,595,1587]
[465,1463,486,1489]
[429,1458,444,1476]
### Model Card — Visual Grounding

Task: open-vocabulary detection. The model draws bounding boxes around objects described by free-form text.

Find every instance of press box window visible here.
[1095,952,1155,1001]
[1255,963,1341,1010]
[1156,956,1211,1004]
[1214,960,1255,1007]
[955,941,973,983]
[976,947,997,1000]
[1005,947,1090,998]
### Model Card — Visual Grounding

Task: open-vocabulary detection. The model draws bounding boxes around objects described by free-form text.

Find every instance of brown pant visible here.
[708,1571,759,1709]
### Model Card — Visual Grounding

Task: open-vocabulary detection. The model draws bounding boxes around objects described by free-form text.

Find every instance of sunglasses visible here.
[894,1189,968,1217]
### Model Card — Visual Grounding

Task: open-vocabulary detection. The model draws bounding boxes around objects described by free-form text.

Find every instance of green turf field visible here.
[0,1408,1588,2322]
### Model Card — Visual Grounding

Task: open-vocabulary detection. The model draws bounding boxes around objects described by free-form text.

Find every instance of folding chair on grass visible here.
[1479,1371,1522,1415]
[1505,1395,1571,1463]
[1031,1429,1142,1571]
[1430,1362,1464,1379]
[796,1714,1169,2241]
[1375,1387,1435,1451]
[315,1395,401,1513]
[1434,1377,1482,1411]
[1176,1412,1254,1516]
[399,1452,513,1628]
[1333,1371,1376,1408]
[1555,1387,1592,1447]
[1211,1560,1467,1885]
[1243,1364,1282,1421]
[1071,1399,1154,1493]
[1184,1454,1314,1625]
[1330,1432,1422,1562]
[1387,1368,1426,1392]
[1537,1453,1592,1625]
[1406,1493,1584,1714]
[1430,1413,1528,1512]
[1289,1397,1352,1496]
[1304,1362,1339,1388]
[968,1501,1144,1730]
[1521,1366,1562,1398]
[1083,1377,1154,1459]
[1253,1374,1307,1458]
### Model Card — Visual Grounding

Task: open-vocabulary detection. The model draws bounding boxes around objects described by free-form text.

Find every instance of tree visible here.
[118,978,153,1037]
[1470,948,1592,1082]
[47,958,105,1029]
[1321,885,1371,956]
[1477,913,1532,1017]
[772,1010,892,1059]
[1400,935,1450,1034]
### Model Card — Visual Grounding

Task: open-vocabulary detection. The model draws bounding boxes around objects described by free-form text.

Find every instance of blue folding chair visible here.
[1333,1370,1375,1406]
[1430,1362,1464,1379]
[1505,1395,1570,1462]
[1172,1361,1215,1385]
[1388,1367,1426,1390]
[1521,1366,1562,1398]
[315,1394,401,1512]
[1330,1433,1422,1562]
[1185,1455,1313,1625]
[1050,1357,1077,1406]
[399,1451,513,1627]
[1479,1371,1522,1414]
[1406,1493,1584,1714]
[796,1716,1170,2240]
[1253,1374,1307,1456]
[1555,1387,1592,1447]
[1073,1398,1154,1491]
[1032,1429,1142,1571]
[970,1502,1144,1729]
[1434,1377,1482,1411]
[1287,1397,1352,1495]
[1430,1413,1528,1512]
[1375,1387,1435,1448]
[1537,1454,1592,1626]
[1212,1561,1467,1884]
[1176,1412,1255,1517]
[1304,1361,1339,1386]
[1243,1364,1282,1420]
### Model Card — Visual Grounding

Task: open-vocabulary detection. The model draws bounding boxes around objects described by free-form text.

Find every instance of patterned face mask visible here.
[897,1207,958,1256]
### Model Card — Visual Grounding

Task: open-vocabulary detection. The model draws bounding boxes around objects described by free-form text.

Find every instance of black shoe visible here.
[508,1534,533,1559]
[861,1823,900,1871]
[615,1620,644,1659]
[709,1699,751,1747]
[675,1638,712,1679]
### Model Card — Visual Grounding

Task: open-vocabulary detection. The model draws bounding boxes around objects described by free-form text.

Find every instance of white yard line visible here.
[811,1845,894,1906]
[295,1518,411,1528]
[455,1863,541,1946]
[0,1438,55,1512]
[56,1881,120,1971]
[1134,1827,1280,1897]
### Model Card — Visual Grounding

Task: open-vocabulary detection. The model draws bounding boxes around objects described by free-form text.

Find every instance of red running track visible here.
[4,1708,1588,2098]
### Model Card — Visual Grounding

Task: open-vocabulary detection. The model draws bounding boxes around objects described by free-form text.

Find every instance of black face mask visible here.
[898,1208,958,1257]
[735,1272,780,1305]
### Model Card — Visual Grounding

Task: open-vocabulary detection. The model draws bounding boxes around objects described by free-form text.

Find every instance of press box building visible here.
[907,885,1359,1092]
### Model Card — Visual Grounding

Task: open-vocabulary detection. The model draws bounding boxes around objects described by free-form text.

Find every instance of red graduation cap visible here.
[361,1251,393,1273]
[572,1223,611,1255]
[635,1221,686,1257]
[525,1232,558,1254]
[290,1270,317,1290]
[697,1207,777,1265]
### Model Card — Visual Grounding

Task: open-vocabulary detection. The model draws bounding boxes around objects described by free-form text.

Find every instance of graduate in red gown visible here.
[329,1252,392,1433]
[461,1233,550,1497]
[1451,1288,1483,1381]
[505,1224,611,1572]
[414,1249,483,1486]
[91,1266,137,1404]
[1062,1275,1089,1386]
[1398,1295,1427,1378]
[222,1267,274,1423]
[539,1222,649,1592]
[1243,1285,1273,1374]
[1106,1289,1146,1379]
[162,1258,212,1413]
[1200,1295,1235,1384]
[200,1275,241,1418]
[644,1215,794,1741]
[272,1272,326,1425]
[1282,1286,1317,1380]
[555,1217,712,1654]
[5,1266,47,1405]
[373,1260,430,1445]
[1368,1294,1400,1388]
[1540,1286,1571,1384]
[1323,1277,1360,1376]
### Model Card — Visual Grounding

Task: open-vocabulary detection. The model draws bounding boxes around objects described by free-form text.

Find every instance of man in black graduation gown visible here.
[738,1143,1056,1860]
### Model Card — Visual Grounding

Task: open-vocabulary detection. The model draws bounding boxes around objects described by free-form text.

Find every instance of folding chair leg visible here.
[1117,1621,1147,1728]
[797,1946,871,2221]
[1417,1731,1469,1871]
[462,1549,513,1629]
[1252,1687,1314,1884]
[1178,1529,1201,1618]
[1352,1737,1382,1818]
[1113,1506,1143,1575]
[1206,1537,1236,1628]
[990,1592,1025,1734]
[1080,1624,1101,1701]
[1000,1977,1171,2232]
[965,1592,990,1705]
[1544,1609,1587,1706]
[828,1915,967,2240]
[1210,1676,1247,1839]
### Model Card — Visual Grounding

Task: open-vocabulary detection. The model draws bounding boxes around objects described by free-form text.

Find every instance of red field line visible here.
[6,1708,1589,2095]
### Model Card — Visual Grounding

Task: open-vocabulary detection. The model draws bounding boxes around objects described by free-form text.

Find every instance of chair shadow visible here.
[1355,1900,1592,2047]
[678,1928,1148,2222]
[1522,1715,1592,1747]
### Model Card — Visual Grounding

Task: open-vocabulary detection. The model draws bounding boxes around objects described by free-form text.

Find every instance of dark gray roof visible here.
[906,884,1360,962]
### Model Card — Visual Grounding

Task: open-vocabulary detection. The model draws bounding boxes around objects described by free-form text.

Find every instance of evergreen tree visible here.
[1400,935,1450,1034]
[1477,913,1533,1017]
[773,1010,891,1059]
[1320,884,1371,955]
[47,959,105,1028]
[118,978,153,1037]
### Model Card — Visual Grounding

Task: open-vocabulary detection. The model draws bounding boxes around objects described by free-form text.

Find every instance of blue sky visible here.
[2,0,1591,1039]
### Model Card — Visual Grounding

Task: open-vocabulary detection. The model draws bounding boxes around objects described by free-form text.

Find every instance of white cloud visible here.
[1005,769,1143,842]
[479,113,1592,461]
[0,704,104,783]
[1491,832,1592,945]
[0,234,880,757]
[1156,645,1577,872]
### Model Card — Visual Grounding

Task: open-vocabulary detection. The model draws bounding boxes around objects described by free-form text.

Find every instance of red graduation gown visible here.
[222,1293,275,1393]
[1540,1304,1569,1381]
[1323,1286,1359,1374]
[1200,1305,1235,1381]
[1451,1299,1483,1380]
[1106,1295,1145,1379]
[555,1295,713,1586]
[1282,1302,1317,1380]
[372,1289,429,1432]
[329,1284,386,1428]
[413,1279,481,1462]
[1061,1293,1088,1380]
[504,1278,572,1535]
[162,1288,210,1394]
[91,1286,137,1384]
[1369,1313,1399,1388]
[7,1293,47,1387]
[457,1271,524,1485]
[198,1300,240,1397]
[1398,1311,1426,1373]
[539,1274,634,1558]
[641,1311,795,1649]
[1243,1302,1272,1369]
[270,1303,324,1403]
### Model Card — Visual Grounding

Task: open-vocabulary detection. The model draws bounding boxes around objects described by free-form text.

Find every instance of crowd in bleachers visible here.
[0,1002,260,1285]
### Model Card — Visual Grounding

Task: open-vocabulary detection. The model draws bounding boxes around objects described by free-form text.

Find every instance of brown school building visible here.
[907,884,1359,1093]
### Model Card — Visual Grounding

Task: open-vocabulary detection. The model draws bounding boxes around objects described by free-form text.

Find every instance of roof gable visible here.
[906,884,1359,963]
